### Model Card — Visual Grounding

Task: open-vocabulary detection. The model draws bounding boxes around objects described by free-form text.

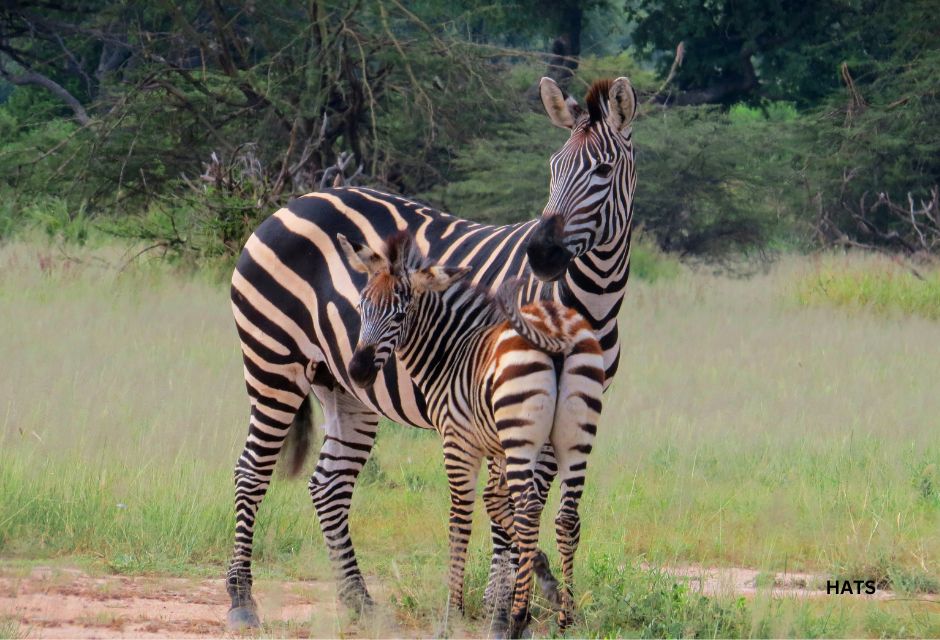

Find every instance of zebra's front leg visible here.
[227,379,311,630]
[442,436,483,615]
[308,384,380,612]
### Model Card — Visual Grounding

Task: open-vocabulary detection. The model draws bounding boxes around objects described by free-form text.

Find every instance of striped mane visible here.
[584,78,612,124]
[384,231,502,313]
[384,229,423,272]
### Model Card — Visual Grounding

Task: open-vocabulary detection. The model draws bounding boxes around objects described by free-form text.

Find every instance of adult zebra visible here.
[226,76,638,628]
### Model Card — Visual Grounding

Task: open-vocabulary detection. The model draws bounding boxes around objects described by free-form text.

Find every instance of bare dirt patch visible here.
[0,566,404,639]
[2,564,933,639]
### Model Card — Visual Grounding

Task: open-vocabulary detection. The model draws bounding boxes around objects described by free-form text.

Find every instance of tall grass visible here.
[1,242,938,637]
[794,254,940,320]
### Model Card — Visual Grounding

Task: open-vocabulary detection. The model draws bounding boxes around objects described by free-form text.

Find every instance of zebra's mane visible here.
[585,78,613,124]
[384,229,424,273]
[383,231,506,324]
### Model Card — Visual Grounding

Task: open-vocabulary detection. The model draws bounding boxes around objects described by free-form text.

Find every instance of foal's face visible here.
[337,233,469,388]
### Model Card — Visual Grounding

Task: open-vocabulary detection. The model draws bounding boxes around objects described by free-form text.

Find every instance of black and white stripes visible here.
[342,232,604,636]
[224,76,638,630]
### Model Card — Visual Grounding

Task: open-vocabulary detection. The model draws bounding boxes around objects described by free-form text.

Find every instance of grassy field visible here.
[1,241,939,637]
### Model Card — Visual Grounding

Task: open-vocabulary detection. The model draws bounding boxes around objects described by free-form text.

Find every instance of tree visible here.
[0,0,515,256]
[409,0,612,88]
[626,0,870,106]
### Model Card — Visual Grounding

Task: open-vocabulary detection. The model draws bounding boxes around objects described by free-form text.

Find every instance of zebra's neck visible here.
[556,199,633,329]
[396,282,502,397]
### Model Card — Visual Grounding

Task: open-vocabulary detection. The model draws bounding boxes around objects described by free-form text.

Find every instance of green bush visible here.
[419,112,566,225]
[630,234,682,282]
[581,556,750,638]
[635,104,801,256]
[795,6,940,255]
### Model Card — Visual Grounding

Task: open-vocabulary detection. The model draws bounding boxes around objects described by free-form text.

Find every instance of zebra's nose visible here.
[349,346,379,387]
[526,214,571,282]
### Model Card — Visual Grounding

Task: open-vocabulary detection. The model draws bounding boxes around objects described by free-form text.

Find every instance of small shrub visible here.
[358,455,390,487]
[911,456,940,505]
[581,556,751,638]
[889,567,940,595]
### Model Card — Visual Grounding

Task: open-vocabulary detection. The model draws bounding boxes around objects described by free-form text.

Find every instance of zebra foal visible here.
[339,231,604,637]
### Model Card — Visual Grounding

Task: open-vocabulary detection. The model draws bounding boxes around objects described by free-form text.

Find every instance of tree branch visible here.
[0,65,91,125]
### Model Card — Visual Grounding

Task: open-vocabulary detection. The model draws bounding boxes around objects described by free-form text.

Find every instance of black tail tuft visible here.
[282,394,315,478]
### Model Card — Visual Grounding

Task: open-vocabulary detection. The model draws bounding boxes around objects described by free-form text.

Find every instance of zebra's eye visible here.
[594,163,613,178]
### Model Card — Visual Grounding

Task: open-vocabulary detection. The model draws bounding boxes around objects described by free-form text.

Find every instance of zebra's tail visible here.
[282,394,315,478]
[496,278,570,354]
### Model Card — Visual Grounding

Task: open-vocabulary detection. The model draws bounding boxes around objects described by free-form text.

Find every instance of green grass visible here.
[629,234,682,283]
[794,255,940,320]
[0,616,26,640]
[1,241,939,637]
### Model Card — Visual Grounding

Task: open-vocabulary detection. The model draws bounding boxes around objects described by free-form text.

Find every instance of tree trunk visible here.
[546,2,583,91]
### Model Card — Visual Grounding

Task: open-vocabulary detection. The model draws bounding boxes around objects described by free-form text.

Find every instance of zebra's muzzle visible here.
[349,345,380,387]
[526,214,572,282]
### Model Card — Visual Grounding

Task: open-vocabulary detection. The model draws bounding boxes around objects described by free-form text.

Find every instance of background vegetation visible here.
[2,2,939,637]
[1,0,937,263]
[0,244,938,637]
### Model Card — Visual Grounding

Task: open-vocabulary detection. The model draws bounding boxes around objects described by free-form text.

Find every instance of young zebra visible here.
[338,231,604,637]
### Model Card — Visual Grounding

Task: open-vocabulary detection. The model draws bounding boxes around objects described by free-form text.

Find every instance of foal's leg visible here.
[550,341,604,630]
[482,458,516,632]
[483,456,520,628]
[494,358,556,639]
[442,433,483,614]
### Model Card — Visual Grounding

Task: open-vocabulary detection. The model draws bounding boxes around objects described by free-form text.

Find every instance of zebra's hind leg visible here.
[308,382,380,612]
[549,336,604,631]
[482,457,516,627]
[227,364,311,630]
[530,444,563,608]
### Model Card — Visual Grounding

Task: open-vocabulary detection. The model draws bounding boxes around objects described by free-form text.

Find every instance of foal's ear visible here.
[337,234,387,276]
[410,265,471,293]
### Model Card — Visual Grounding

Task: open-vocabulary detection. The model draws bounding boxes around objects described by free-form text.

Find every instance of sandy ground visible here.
[0,564,922,638]
[0,566,404,639]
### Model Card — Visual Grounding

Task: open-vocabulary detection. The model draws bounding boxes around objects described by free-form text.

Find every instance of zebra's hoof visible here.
[227,605,261,631]
[339,587,375,614]
[532,550,562,609]
[488,612,513,639]
[508,615,532,639]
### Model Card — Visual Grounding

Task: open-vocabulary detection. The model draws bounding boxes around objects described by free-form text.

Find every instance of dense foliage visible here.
[0,0,937,262]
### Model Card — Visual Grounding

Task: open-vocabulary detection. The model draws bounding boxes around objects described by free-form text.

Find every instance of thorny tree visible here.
[0,0,510,254]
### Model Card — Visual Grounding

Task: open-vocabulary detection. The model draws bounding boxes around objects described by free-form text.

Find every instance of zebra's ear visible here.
[607,76,637,132]
[410,265,471,293]
[540,77,579,130]
[337,234,387,276]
